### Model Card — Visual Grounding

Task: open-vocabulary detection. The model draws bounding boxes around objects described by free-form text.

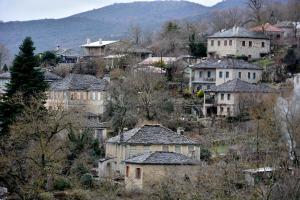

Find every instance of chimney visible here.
[86,38,91,44]
[99,38,102,45]
[236,26,239,34]
[119,127,128,143]
[56,45,60,51]
[177,127,184,135]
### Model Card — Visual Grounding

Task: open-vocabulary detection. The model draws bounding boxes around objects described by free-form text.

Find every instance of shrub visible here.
[53,177,71,191]
[183,89,192,98]
[39,192,55,200]
[196,90,204,98]
[80,173,93,188]
[200,148,212,161]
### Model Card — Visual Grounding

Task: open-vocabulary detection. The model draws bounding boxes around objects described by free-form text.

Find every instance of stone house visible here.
[81,39,120,57]
[207,26,270,59]
[189,59,263,92]
[46,73,109,115]
[124,151,201,191]
[203,78,275,117]
[251,23,284,46]
[99,124,200,177]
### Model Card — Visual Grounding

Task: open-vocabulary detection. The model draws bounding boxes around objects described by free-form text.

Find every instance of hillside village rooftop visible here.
[50,73,108,91]
[124,151,200,165]
[207,78,275,93]
[208,26,269,39]
[107,124,198,145]
[191,59,262,70]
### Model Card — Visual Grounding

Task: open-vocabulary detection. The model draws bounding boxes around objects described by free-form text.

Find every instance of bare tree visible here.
[248,0,265,26]
[128,24,143,46]
[0,44,9,68]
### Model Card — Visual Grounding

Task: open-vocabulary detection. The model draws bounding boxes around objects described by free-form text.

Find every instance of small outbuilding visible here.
[124,151,201,191]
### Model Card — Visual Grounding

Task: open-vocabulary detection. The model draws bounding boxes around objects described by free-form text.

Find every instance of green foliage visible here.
[80,173,93,188]
[284,48,299,73]
[91,139,105,158]
[40,51,58,66]
[200,148,212,161]
[53,177,71,191]
[68,129,90,154]
[189,33,207,58]
[0,37,48,134]
[182,89,192,98]
[196,90,204,98]
[39,192,55,200]
[72,162,90,176]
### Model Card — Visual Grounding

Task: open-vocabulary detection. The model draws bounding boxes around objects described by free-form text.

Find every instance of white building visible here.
[81,39,119,57]
[203,79,276,117]
[189,59,263,92]
[207,26,270,59]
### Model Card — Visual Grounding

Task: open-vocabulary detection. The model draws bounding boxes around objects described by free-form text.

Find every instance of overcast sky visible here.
[0,0,222,22]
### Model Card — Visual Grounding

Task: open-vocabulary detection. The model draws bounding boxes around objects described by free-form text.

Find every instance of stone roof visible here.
[50,73,108,91]
[251,23,283,33]
[107,124,198,145]
[207,78,276,93]
[208,26,269,39]
[191,59,262,70]
[124,151,200,165]
[44,71,62,82]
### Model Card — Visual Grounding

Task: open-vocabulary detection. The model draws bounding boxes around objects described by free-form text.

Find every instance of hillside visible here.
[0,1,210,55]
[0,0,286,55]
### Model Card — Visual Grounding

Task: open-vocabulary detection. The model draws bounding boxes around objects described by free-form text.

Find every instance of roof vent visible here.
[99,38,102,45]
[86,38,91,44]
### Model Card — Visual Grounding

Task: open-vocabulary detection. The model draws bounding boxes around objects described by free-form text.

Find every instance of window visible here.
[227,107,230,115]
[211,40,214,46]
[221,93,224,100]
[207,85,210,89]
[126,166,130,177]
[135,168,141,179]
[162,145,169,152]
[218,41,221,46]
[219,71,223,78]
[199,71,202,78]
[276,34,281,39]
[249,41,252,47]
[70,92,75,100]
[207,71,211,78]
[144,146,150,153]
[227,94,231,100]
[224,40,227,46]
[175,145,181,153]
[262,42,265,47]
[253,72,256,79]
[242,41,246,46]
[248,72,251,79]
[220,107,224,113]
[229,40,232,46]
[238,72,242,79]
[188,145,194,154]
[92,92,96,100]
[226,71,229,78]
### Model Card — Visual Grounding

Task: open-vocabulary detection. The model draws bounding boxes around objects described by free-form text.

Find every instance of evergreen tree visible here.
[189,33,207,58]
[0,37,48,135]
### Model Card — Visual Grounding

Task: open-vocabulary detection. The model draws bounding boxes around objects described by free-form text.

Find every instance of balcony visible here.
[203,77,216,82]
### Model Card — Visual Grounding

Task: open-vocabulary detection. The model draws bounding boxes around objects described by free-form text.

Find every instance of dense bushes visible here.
[53,177,71,191]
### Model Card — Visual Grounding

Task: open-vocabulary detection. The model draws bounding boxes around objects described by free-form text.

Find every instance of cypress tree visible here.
[0,37,48,135]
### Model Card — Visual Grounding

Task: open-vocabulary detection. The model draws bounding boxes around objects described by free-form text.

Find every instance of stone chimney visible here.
[177,127,184,135]
[99,38,102,45]
[86,38,91,44]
